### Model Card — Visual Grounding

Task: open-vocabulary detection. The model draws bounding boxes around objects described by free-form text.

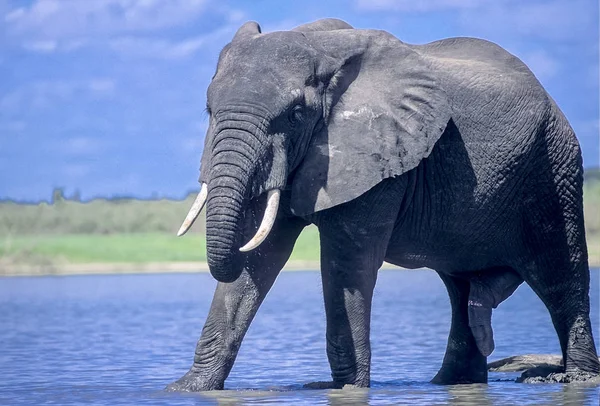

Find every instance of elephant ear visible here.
[290,30,452,216]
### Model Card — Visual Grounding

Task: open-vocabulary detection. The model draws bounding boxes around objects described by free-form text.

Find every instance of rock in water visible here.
[488,354,563,372]
[488,354,600,384]
[518,371,600,384]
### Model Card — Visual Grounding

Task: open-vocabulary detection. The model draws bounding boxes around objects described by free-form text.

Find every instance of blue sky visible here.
[0,0,598,202]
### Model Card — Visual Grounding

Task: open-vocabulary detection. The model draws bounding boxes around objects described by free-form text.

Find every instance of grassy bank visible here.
[1,169,599,273]
[0,227,321,264]
[0,195,202,236]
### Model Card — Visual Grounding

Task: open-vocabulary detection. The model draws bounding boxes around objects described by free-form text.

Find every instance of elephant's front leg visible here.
[167,273,268,391]
[167,216,306,392]
[306,194,399,389]
[318,253,379,388]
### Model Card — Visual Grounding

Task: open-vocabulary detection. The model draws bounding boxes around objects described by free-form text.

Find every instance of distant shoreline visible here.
[1,259,599,277]
[0,260,319,277]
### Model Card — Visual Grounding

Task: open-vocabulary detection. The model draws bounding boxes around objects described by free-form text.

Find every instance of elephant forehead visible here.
[209,53,312,107]
[217,33,315,80]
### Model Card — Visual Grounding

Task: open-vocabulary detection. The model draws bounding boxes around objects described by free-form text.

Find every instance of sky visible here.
[0,0,598,202]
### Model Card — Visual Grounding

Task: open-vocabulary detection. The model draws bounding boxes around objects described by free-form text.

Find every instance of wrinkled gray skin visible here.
[167,19,599,391]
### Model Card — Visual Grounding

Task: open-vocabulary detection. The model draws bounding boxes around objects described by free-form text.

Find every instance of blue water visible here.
[0,269,598,405]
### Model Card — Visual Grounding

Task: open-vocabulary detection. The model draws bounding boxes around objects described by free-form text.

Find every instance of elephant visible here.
[167,18,599,391]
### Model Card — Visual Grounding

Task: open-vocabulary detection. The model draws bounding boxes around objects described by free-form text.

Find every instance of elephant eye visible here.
[288,104,303,126]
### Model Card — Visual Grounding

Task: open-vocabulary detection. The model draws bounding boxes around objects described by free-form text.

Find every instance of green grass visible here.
[0,227,321,264]
[586,233,600,261]
[1,170,598,266]
[584,182,600,235]
[583,171,600,262]
[0,196,204,236]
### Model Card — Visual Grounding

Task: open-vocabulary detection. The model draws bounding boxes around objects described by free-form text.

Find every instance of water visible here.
[1,269,598,405]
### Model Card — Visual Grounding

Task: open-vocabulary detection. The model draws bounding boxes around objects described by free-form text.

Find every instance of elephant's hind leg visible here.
[517,161,600,382]
[432,273,488,384]
[516,255,599,382]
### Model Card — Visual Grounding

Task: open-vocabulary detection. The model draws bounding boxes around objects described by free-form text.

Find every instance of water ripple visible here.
[0,270,598,405]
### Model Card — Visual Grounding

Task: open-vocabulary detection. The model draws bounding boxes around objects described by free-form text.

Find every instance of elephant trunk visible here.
[178,109,288,283]
[205,147,252,282]
[205,117,281,282]
[206,178,281,282]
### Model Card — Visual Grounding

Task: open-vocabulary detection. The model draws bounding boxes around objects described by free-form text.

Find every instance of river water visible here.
[1,269,598,405]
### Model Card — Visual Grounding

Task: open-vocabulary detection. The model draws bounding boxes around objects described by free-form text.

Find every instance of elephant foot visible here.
[432,354,488,385]
[517,368,600,384]
[165,371,224,392]
[303,381,365,389]
[431,369,487,385]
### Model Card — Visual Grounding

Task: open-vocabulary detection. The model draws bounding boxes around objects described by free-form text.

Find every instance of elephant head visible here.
[178,19,451,283]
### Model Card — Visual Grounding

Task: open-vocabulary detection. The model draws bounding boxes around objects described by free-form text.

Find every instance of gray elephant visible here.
[168,18,599,390]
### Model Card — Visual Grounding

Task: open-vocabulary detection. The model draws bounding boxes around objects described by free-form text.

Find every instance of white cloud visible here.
[4,0,210,40]
[109,25,236,59]
[22,38,89,53]
[356,0,482,12]
[355,0,596,43]
[22,40,57,53]
[1,81,72,111]
[109,36,200,59]
[3,1,244,57]
[1,78,117,112]
[88,79,116,96]
[458,0,595,42]
[64,137,105,155]
[226,9,245,24]
[520,50,561,82]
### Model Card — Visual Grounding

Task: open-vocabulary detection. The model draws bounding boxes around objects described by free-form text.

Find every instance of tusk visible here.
[177,183,208,237]
[239,189,280,252]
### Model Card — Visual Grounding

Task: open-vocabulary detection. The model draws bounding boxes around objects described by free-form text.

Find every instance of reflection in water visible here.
[177,382,600,406]
[326,387,369,406]
[0,270,598,405]
[448,384,494,406]
[447,384,493,406]
[202,389,280,405]
[553,384,594,406]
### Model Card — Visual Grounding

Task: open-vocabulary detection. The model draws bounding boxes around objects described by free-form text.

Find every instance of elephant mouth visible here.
[177,183,281,253]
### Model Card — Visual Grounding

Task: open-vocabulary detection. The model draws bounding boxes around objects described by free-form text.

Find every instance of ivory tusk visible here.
[239,189,280,252]
[177,183,208,237]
